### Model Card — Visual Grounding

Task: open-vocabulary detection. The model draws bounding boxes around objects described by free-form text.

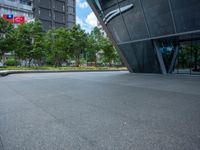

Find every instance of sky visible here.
[76,0,98,33]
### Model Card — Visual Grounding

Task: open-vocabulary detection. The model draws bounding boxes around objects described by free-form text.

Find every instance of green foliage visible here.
[100,37,117,66]
[0,18,14,58]
[45,27,70,67]
[86,27,121,66]
[0,18,13,34]
[86,27,103,65]
[69,25,88,66]
[179,44,200,70]
[80,57,87,65]
[0,66,127,71]
[11,21,46,66]
[31,21,47,65]
[4,58,19,66]
[0,20,122,68]
[14,23,33,63]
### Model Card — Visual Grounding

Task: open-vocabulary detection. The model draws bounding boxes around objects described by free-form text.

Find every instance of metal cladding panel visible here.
[90,0,200,41]
[171,0,200,33]
[142,0,175,37]
[100,0,118,10]
[105,3,131,43]
[120,0,149,40]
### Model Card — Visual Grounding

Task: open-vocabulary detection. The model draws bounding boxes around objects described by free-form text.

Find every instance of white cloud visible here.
[76,12,98,32]
[86,12,97,27]
[79,2,89,9]
[76,16,91,33]
[76,0,89,9]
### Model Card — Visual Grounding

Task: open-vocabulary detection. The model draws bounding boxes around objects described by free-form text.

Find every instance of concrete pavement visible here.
[0,72,200,150]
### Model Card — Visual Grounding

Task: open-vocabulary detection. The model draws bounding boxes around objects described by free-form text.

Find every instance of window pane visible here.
[171,0,200,33]
[120,0,149,40]
[142,0,174,37]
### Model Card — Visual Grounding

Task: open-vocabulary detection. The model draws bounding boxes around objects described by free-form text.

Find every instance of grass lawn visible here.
[0,66,127,71]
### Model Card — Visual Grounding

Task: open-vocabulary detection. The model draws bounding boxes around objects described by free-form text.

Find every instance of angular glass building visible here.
[87,0,200,74]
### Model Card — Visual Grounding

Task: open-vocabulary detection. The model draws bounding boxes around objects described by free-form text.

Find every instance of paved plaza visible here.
[0,72,200,150]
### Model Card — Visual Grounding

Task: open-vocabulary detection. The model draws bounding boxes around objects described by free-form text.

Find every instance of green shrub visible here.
[4,59,20,66]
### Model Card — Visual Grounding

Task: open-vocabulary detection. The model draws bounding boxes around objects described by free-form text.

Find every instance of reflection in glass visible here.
[159,42,175,72]
[119,41,161,73]
[175,40,200,75]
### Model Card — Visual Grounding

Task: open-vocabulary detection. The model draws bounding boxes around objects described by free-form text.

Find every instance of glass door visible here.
[174,40,200,75]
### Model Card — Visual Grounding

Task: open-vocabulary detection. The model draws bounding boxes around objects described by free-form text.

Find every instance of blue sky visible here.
[76,0,97,32]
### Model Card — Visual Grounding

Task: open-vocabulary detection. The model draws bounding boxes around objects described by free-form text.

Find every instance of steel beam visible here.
[168,45,179,73]
[153,41,167,74]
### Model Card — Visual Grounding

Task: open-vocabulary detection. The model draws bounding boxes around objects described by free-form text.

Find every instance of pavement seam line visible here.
[0,134,5,150]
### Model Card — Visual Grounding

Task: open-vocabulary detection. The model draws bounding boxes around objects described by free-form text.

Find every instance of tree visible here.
[12,21,46,66]
[87,34,98,65]
[182,44,200,71]
[0,18,14,60]
[87,27,103,66]
[45,28,70,67]
[0,18,13,35]
[100,37,117,66]
[31,21,47,66]
[14,23,34,66]
[69,25,87,67]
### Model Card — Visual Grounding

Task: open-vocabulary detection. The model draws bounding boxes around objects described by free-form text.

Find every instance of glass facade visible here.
[173,39,200,75]
[159,41,176,72]
[88,0,200,74]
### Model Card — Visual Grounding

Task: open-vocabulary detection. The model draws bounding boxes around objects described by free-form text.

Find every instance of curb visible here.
[0,70,127,77]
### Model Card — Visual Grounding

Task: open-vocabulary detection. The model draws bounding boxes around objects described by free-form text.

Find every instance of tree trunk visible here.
[76,57,80,67]
[38,59,42,66]
[194,49,198,71]
[109,60,112,67]
[25,59,27,67]
[54,59,58,67]
[94,61,97,67]
[94,57,97,67]
[28,59,32,67]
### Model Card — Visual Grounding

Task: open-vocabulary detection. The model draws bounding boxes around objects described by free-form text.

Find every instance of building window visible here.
[20,0,32,6]
[7,0,16,2]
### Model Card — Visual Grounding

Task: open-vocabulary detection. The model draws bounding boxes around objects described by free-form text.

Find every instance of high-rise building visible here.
[87,0,200,74]
[33,0,76,30]
[0,0,76,30]
[0,0,33,23]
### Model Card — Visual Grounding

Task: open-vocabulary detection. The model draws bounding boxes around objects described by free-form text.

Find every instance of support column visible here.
[168,45,179,73]
[153,41,167,74]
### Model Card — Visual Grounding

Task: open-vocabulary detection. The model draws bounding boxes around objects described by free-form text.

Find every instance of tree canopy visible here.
[0,20,122,67]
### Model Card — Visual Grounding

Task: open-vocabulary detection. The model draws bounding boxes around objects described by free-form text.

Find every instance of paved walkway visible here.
[0,72,200,150]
